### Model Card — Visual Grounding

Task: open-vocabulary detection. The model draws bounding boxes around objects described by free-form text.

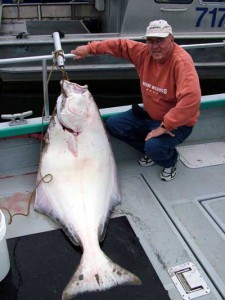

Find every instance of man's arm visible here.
[71,39,147,63]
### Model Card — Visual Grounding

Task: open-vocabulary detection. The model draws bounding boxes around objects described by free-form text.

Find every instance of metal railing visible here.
[0,39,224,121]
[0,32,75,121]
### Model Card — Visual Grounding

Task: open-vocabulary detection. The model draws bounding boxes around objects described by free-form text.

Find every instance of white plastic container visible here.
[0,210,10,281]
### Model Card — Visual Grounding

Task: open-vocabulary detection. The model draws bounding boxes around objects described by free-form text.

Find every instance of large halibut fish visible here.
[34,80,141,299]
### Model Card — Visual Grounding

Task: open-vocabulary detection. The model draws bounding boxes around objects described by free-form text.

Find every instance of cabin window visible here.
[155,0,193,3]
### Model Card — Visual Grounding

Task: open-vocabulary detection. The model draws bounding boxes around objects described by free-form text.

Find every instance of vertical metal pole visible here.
[95,0,105,11]
[42,59,50,121]
[53,32,65,67]
[38,4,41,21]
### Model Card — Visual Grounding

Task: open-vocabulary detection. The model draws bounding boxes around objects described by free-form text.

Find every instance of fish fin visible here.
[110,154,121,207]
[62,248,141,300]
[35,180,81,246]
[98,217,109,242]
[34,174,57,216]
[98,154,121,242]
[62,223,80,246]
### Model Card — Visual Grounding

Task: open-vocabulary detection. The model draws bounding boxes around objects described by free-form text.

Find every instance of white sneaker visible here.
[138,155,155,167]
[160,164,177,181]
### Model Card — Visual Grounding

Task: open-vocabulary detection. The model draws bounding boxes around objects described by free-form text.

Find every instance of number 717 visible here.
[196,7,225,27]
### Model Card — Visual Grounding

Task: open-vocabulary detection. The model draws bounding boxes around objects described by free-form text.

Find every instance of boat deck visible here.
[1,99,225,300]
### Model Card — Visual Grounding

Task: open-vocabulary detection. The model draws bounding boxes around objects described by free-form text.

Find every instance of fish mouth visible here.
[60,80,88,96]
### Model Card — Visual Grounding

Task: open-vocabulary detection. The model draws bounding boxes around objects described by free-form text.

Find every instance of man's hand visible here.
[71,45,89,60]
[145,126,175,140]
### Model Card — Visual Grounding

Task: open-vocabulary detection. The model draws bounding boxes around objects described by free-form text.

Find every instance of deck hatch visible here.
[168,262,210,299]
[178,142,225,168]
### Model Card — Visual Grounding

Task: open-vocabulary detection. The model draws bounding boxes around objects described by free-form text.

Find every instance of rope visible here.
[0,50,69,225]
[40,50,69,151]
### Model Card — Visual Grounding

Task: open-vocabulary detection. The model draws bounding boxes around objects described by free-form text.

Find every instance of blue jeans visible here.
[105,108,193,168]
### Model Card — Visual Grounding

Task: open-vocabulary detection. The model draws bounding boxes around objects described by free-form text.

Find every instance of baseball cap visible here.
[145,20,173,38]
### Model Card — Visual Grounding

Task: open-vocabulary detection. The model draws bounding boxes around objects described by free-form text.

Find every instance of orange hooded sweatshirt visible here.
[87,39,201,131]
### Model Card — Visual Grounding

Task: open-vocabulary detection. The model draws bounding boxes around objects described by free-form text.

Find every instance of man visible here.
[71,20,201,181]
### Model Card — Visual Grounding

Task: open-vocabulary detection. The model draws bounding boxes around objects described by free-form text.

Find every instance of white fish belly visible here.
[35,115,120,246]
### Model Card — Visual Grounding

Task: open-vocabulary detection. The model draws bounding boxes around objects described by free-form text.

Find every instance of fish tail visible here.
[62,248,141,300]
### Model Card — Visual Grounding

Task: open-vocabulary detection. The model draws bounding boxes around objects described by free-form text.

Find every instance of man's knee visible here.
[145,139,167,158]
[105,115,123,138]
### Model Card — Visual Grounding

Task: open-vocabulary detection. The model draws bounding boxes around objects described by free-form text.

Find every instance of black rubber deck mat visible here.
[0,216,170,300]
